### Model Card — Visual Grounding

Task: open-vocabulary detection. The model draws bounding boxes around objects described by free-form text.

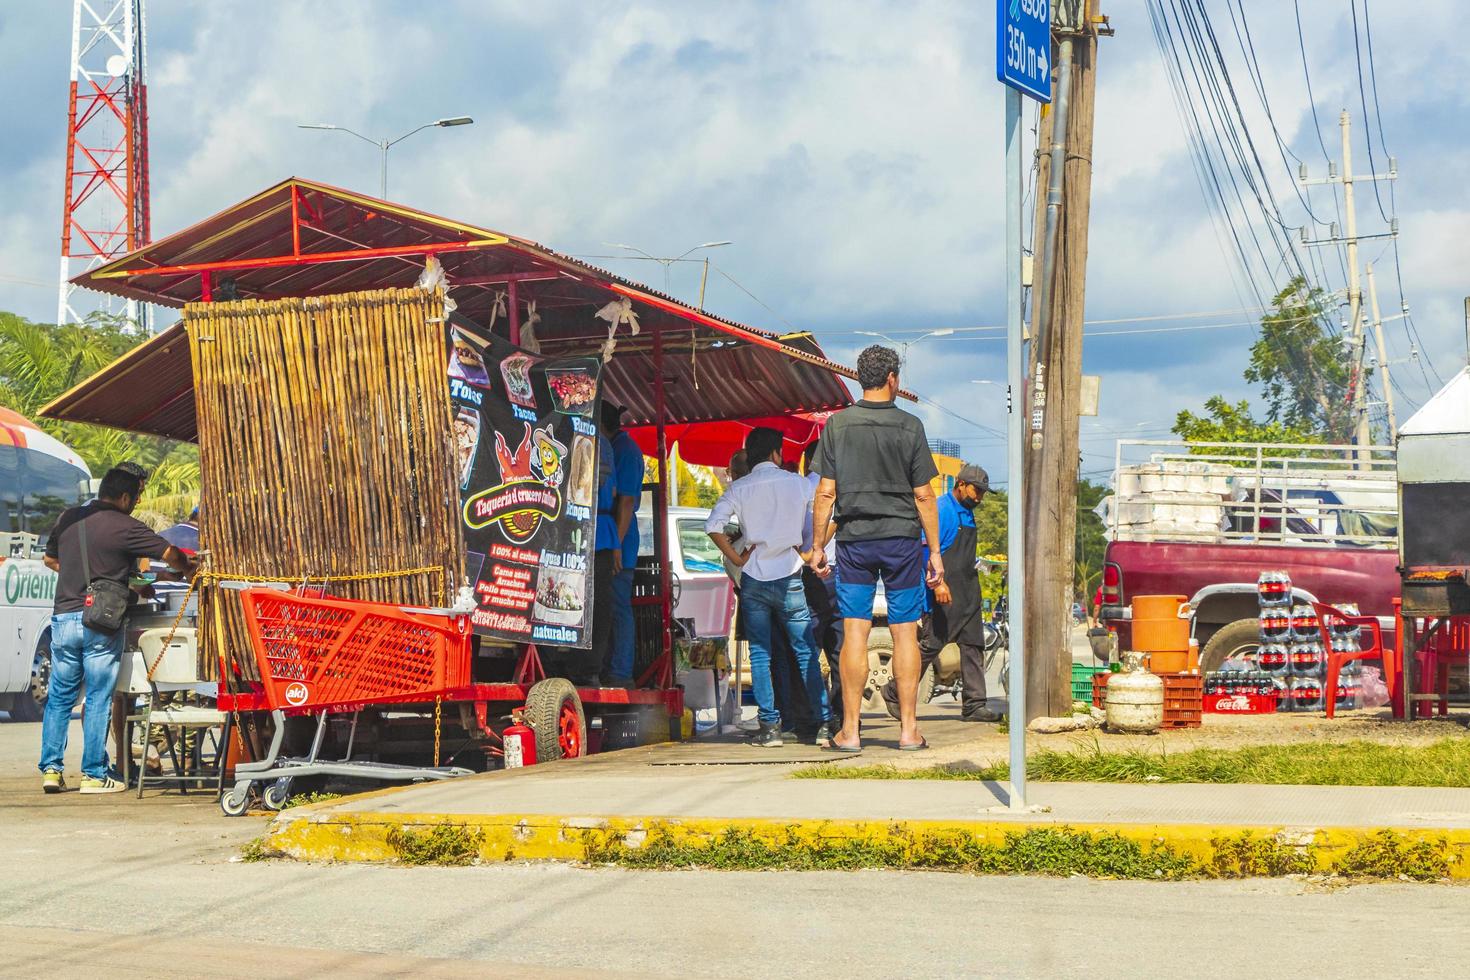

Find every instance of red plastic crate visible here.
[1203,692,1279,714]
[1160,672,1203,729]
[1094,671,1204,728]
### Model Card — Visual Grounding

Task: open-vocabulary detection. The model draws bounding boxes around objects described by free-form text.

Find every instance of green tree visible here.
[1074,479,1108,602]
[1173,276,1356,446]
[1173,396,1325,448]
[1244,277,1353,439]
[0,311,199,522]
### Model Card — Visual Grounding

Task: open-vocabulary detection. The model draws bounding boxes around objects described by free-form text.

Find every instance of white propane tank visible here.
[1105,652,1164,734]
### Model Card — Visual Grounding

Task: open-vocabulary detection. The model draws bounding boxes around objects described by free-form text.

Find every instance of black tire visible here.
[525,678,585,762]
[8,630,51,723]
[1199,618,1260,674]
[917,662,937,705]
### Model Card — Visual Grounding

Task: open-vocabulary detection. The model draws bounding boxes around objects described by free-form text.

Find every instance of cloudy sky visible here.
[2,1,1466,485]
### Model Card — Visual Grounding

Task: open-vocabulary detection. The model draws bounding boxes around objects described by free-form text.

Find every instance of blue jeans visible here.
[39,612,125,780]
[741,574,830,728]
[608,569,636,681]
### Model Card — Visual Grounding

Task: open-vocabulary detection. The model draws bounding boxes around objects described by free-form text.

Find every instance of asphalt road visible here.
[5,719,1470,978]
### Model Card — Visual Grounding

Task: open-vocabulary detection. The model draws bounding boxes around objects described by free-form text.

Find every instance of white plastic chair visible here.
[123,628,226,797]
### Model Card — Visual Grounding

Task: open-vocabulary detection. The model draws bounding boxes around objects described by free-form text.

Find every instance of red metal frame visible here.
[111,237,499,279]
[60,70,149,262]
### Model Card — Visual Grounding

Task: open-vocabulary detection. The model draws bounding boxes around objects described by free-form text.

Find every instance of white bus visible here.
[0,409,90,721]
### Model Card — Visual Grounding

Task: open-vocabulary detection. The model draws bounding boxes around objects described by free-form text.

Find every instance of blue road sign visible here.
[996,0,1052,103]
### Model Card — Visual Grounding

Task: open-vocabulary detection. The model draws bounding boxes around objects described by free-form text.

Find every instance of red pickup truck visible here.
[1098,441,1399,670]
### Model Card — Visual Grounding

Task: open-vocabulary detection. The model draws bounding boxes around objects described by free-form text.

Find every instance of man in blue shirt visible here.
[881,464,1000,722]
[587,430,620,683]
[603,402,643,687]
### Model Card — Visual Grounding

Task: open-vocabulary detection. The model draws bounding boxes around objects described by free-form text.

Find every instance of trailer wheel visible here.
[526,678,584,761]
[1199,618,1260,673]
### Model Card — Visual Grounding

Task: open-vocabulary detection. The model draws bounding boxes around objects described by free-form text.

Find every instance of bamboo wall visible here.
[184,288,462,682]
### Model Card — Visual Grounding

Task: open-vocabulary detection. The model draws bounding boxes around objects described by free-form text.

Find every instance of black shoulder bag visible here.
[78,511,130,633]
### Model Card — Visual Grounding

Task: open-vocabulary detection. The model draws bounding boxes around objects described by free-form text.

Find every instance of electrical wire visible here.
[1349,0,1392,223]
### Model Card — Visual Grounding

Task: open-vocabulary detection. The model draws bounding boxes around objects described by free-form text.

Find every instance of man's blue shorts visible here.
[835,536,926,625]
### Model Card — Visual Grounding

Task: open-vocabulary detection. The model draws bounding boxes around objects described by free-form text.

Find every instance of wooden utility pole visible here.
[1023,3,1107,721]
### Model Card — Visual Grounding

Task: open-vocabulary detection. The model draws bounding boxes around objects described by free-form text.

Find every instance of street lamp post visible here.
[855,328,956,364]
[605,241,732,306]
[297,116,474,199]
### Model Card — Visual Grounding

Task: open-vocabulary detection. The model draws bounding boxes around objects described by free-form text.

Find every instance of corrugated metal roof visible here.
[45,178,902,439]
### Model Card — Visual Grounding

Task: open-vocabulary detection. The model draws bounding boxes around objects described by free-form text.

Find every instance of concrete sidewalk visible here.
[267,734,1470,874]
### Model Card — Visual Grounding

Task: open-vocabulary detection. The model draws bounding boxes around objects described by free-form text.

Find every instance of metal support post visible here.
[1005,86,1027,810]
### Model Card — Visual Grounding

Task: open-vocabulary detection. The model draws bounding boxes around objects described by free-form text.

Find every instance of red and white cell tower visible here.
[58,0,150,327]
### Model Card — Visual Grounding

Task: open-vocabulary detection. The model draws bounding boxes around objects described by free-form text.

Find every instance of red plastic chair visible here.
[1403,612,1470,718]
[1313,601,1396,719]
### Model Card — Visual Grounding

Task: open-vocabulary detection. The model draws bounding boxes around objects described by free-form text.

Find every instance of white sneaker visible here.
[79,775,126,795]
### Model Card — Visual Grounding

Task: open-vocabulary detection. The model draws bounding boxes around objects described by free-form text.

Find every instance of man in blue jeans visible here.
[706,427,831,746]
[39,468,194,794]
[809,345,943,753]
[603,402,643,687]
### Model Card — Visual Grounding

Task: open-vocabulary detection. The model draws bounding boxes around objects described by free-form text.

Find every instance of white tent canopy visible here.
[1400,367,1470,437]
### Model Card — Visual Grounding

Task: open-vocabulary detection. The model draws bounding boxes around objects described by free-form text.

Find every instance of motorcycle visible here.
[926,596,1010,701]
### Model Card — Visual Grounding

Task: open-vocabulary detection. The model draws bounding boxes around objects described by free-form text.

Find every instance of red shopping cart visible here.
[220,588,474,816]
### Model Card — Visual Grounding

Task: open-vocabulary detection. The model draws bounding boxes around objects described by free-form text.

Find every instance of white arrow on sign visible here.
[1037,47,1048,79]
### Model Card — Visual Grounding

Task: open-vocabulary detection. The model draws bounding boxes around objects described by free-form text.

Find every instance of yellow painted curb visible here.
[265,809,1470,878]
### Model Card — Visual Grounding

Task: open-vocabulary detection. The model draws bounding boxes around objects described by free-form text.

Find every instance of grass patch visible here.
[793,738,1470,788]
[385,823,485,866]
[582,825,1454,882]
[583,824,1199,879]
[283,791,343,809]
[792,763,1006,781]
[239,836,283,863]
[1335,830,1450,881]
[1206,831,1314,878]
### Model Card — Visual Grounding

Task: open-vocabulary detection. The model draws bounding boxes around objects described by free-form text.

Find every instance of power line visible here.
[1349,0,1392,223]
[818,306,1269,340]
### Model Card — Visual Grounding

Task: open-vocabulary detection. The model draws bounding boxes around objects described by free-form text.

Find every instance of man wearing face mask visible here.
[882,464,1001,723]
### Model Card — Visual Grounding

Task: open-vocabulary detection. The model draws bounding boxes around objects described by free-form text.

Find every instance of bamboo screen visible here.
[184,288,463,682]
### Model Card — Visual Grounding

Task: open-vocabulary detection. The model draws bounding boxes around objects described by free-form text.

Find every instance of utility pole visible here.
[1023,1,1110,722]
[1340,110,1372,453]
[1365,263,1396,439]
[1300,111,1398,455]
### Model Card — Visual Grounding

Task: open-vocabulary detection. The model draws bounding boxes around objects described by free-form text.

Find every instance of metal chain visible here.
[433,696,442,767]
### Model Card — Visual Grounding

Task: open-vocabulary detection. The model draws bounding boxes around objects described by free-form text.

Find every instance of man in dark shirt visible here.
[809,345,943,753]
[38,467,193,795]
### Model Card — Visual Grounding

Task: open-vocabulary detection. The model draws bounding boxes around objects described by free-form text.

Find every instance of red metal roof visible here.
[46,178,903,439]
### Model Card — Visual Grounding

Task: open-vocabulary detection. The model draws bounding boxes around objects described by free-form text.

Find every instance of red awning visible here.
[625,413,830,467]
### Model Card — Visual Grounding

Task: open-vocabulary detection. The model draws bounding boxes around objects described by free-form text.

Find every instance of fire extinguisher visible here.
[503,709,537,769]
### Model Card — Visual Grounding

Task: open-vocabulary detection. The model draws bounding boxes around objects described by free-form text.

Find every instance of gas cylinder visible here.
[1104,652,1164,734]
[503,721,538,768]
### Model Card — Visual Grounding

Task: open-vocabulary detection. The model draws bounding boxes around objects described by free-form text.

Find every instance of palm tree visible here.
[0,312,200,521]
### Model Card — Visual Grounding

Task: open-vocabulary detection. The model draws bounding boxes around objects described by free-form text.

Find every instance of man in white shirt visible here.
[707,428,832,747]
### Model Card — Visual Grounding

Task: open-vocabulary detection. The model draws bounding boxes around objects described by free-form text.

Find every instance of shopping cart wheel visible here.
[262,779,292,812]
[526,677,585,761]
[220,785,252,817]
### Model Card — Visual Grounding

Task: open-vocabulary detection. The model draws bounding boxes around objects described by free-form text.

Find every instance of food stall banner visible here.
[448,324,602,648]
